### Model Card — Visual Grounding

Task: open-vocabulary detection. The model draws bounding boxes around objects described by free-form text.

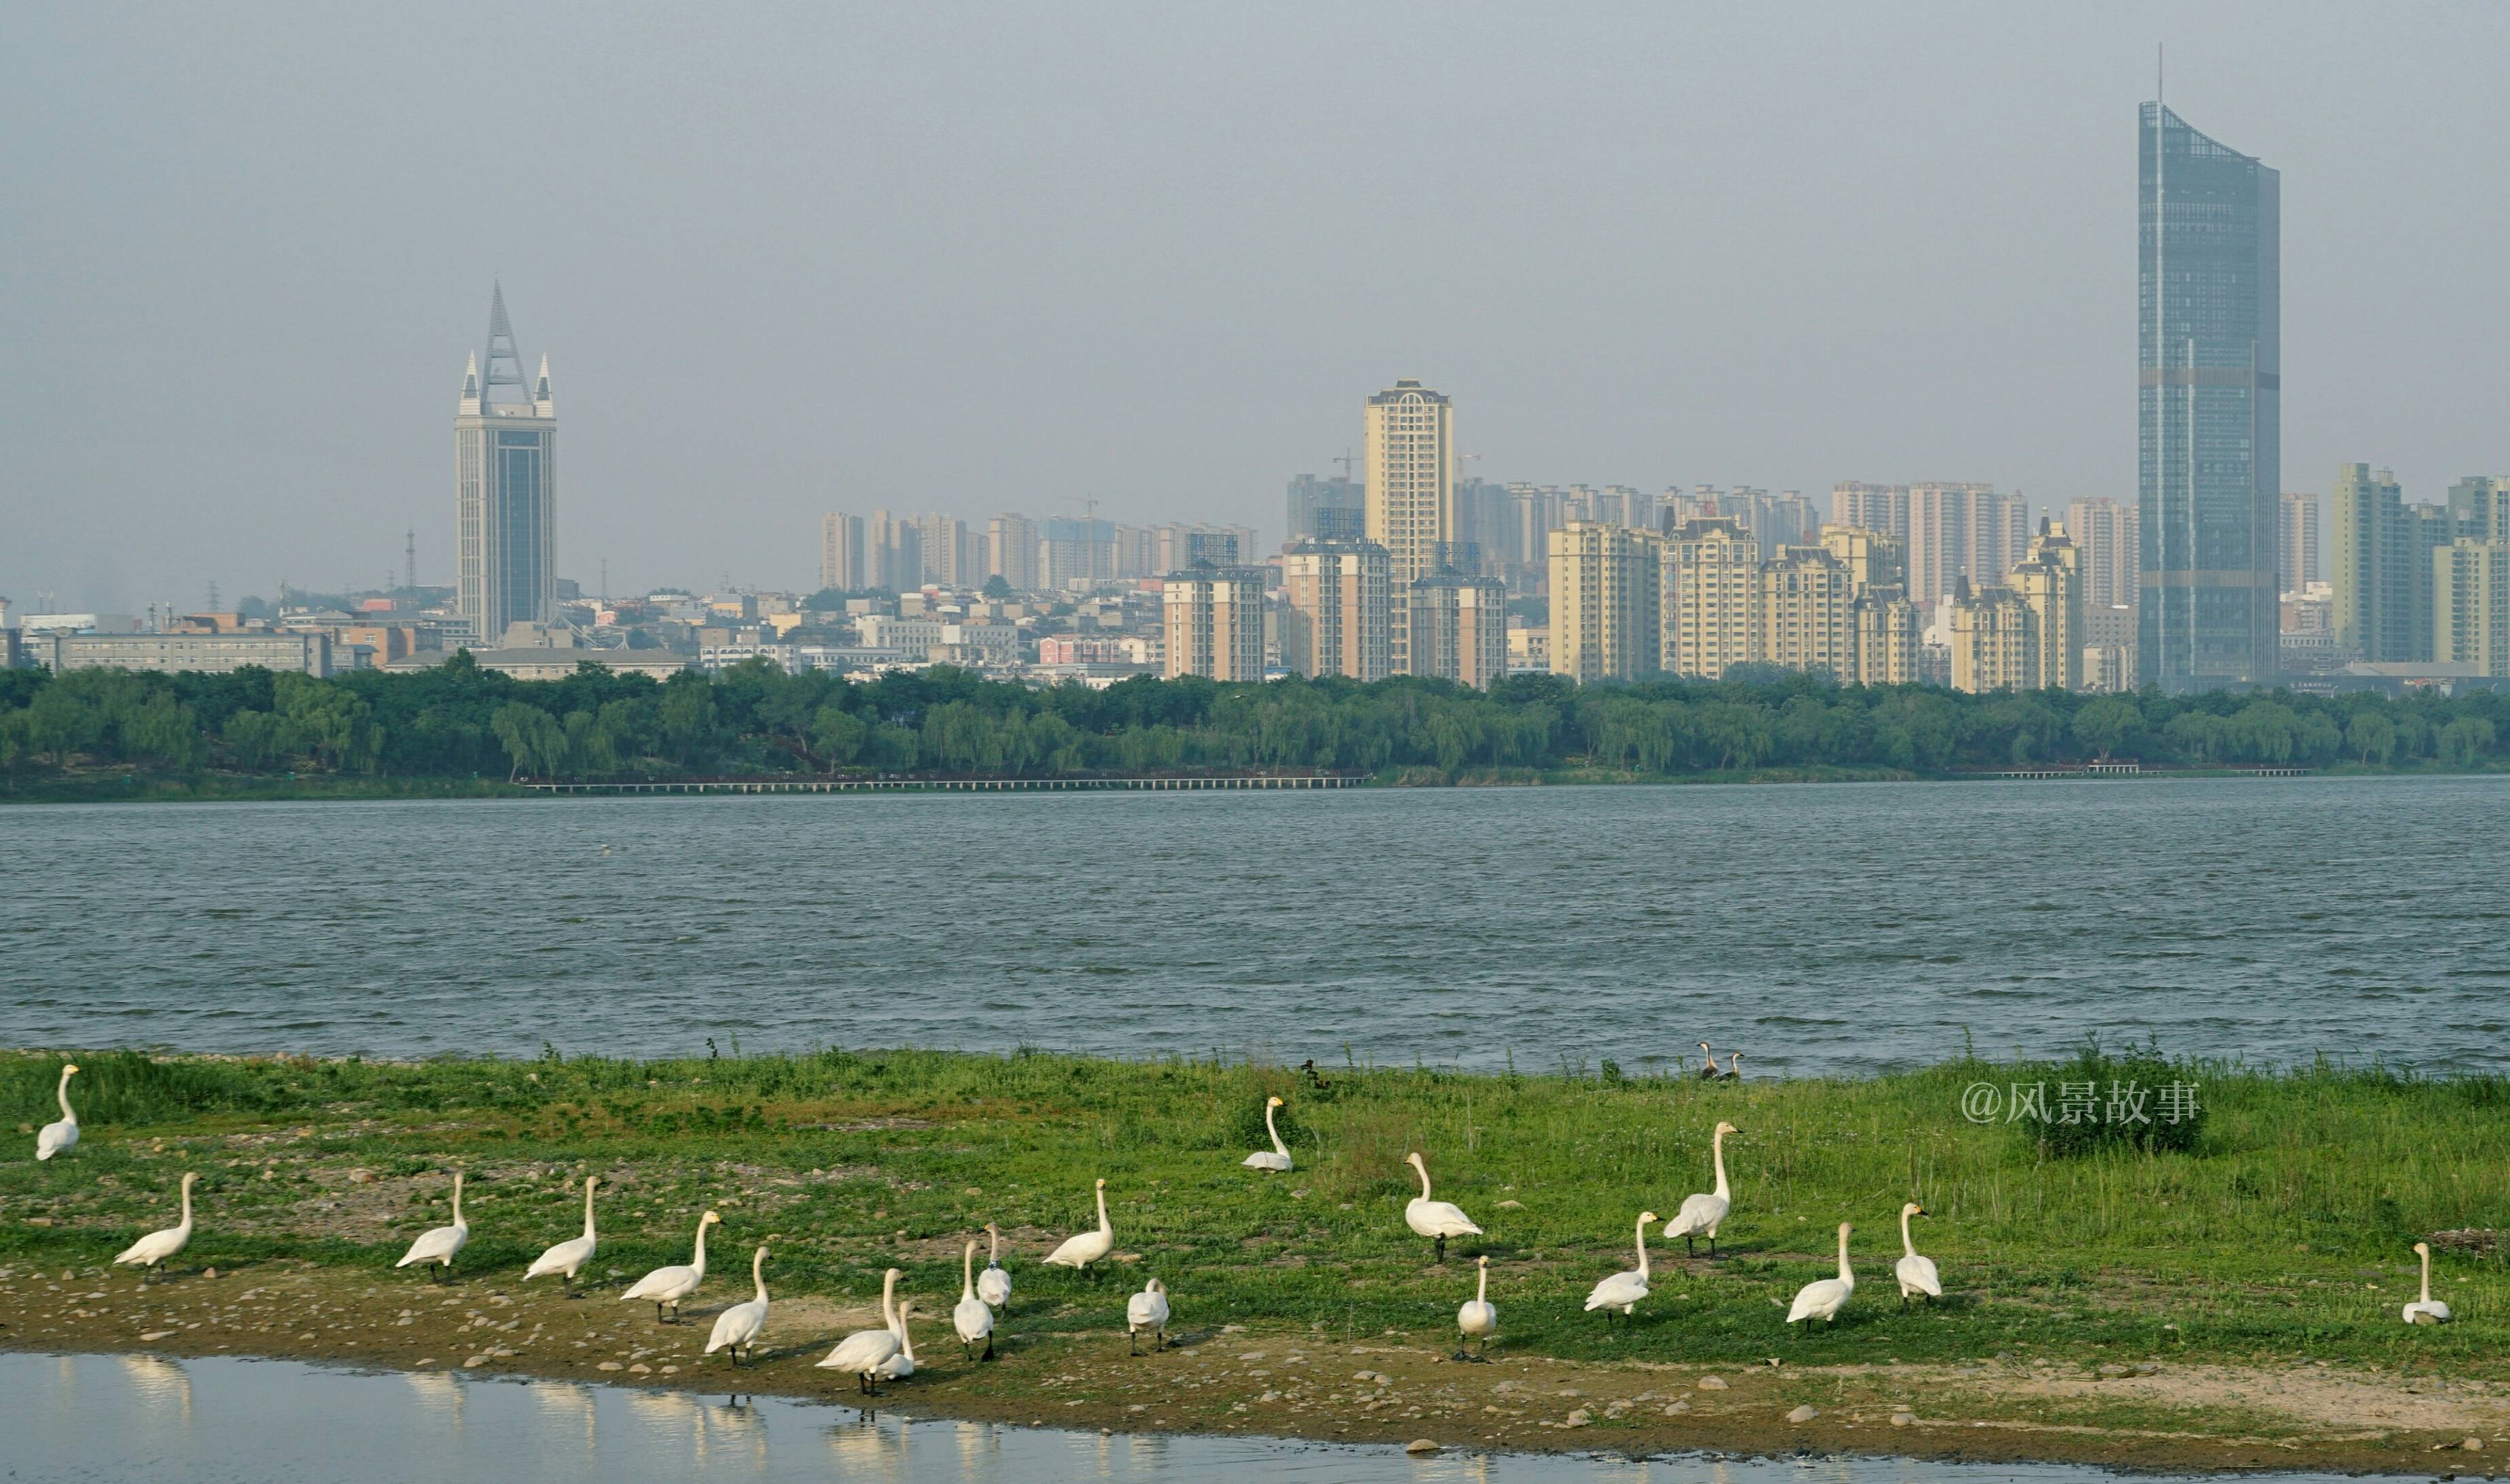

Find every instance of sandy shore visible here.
[5,1257,2502,1474]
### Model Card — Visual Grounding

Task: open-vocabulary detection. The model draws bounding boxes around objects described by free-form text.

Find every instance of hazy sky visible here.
[6,3,2507,610]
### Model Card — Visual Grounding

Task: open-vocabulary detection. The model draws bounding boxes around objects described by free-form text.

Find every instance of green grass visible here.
[4,1046,2503,1374]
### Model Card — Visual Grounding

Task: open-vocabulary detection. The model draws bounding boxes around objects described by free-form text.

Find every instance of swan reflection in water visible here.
[824,1410,912,1481]
[116,1353,193,1421]
[531,1380,597,1459]
[620,1385,768,1471]
[402,1368,464,1430]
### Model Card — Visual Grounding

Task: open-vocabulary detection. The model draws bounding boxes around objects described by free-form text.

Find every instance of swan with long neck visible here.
[1663,1121,1738,1258]
[705,1246,772,1366]
[2402,1241,2453,1325]
[876,1301,919,1380]
[976,1222,1011,1310]
[1043,1179,1114,1275]
[114,1172,199,1282]
[1454,1255,1497,1361]
[1583,1211,1657,1332]
[35,1063,79,1161]
[954,1239,996,1361]
[1894,1202,1941,1306]
[524,1176,601,1297]
[1126,1277,1171,1355]
[1696,1042,1719,1080]
[394,1172,469,1282]
[1786,1221,1856,1327]
[621,1209,720,1323]
[1717,1052,1742,1082]
[818,1268,903,1392]
[1242,1096,1292,1172]
[1402,1151,1482,1263]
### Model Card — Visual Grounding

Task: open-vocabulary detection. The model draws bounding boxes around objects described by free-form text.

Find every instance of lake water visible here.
[0,1351,2416,1484]
[3,777,2504,1075]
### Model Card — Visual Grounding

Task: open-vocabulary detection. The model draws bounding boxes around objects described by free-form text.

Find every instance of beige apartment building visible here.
[1161,566,1267,681]
[986,513,1040,592]
[2436,537,2510,676]
[1364,379,1456,674]
[1946,579,2037,693]
[1907,482,2029,604]
[2064,497,2140,611]
[1756,547,1857,675]
[1279,539,1391,680]
[1548,521,1662,683]
[1852,586,1926,685]
[1405,572,1509,688]
[31,629,336,677]
[1662,517,1760,678]
[2009,519,2086,692]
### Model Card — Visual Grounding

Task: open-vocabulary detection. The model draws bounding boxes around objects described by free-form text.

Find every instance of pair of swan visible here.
[113,1172,199,1280]
[2404,1241,2453,1324]
[1243,1096,1293,1172]
[36,1063,78,1161]
[703,1245,773,1366]
[1663,1121,1738,1258]
[622,1209,722,1322]
[820,1268,918,1392]
[524,1176,601,1296]
[1404,1152,1482,1263]
[1788,1204,1942,1328]
[1694,1044,1742,1082]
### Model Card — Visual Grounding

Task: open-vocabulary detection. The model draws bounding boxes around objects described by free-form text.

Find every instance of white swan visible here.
[524,1176,600,1297]
[1242,1096,1292,1172]
[876,1301,919,1381]
[113,1172,198,1282]
[395,1172,469,1282]
[1894,1202,1941,1307]
[1696,1042,1719,1080]
[1583,1210,1657,1333]
[622,1208,720,1323]
[1787,1221,1856,1328]
[705,1245,771,1366]
[1126,1276,1171,1355]
[1455,1255,1497,1361]
[976,1222,1012,1310]
[1663,1121,1738,1259]
[1403,1151,1482,1263]
[2402,1241,2453,1325]
[954,1239,996,1361]
[1043,1178,1114,1275]
[818,1268,903,1393]
[35,1063,78,1161]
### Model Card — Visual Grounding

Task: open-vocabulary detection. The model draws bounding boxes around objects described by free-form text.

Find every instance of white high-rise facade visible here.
[1365,379,1456,674]
[455,285,556,643]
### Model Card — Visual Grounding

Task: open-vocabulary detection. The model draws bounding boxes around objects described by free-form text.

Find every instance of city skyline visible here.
[7,7,2507,611]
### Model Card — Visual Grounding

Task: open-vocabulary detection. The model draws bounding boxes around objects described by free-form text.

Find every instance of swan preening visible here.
[1664,1121,1738,1258]
[976,1223,1012,1310]
[35,1063,78,1161]
[524,1176,600,1296]
[954,1239,996,1361]
[1455,1255,1497,1361]
[622,1209,720,1323]
[1243,1096,1292,1172]
[1043,1178,1115,1275]
[1584,1211,1657,1332]
[2403,1241,2453,1325]
[704,1245,771,1366]
[1894,1202,1941,1307]
[819,1268,904,1393]
[395,1172,469,1281]
[1126,1276,1171,1355]
[1403,1151,1482,1263]
[1787,1221,1856,1328]
[113,1172,198,1281]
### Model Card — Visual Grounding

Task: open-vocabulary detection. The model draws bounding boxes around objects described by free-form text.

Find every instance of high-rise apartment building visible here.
[865,511,921,592]
[1405,573,1510,689]
[1364,380,1456,673]
[1831,483,1911,549]
[917,515,975,588]
[1755,547,1857,677]
[986,513,1039,592]
[2436,538,2510,677]
[1280,539,1391,680]
[2009,519,2086,692]
[2064,498,2140,612]
[1548,521,1662,683]
[1287,474,1365,545]
[1161,566,1266,681]
[454,286,555,642]
[819,513,866,592]
[1946,579,2037,694]
[2279,492,2320,590]
[2140,103,2281,687]
[1662,517,1761,679]
[1906,483,2027,607]
[2332,464,2456,664]
[1040,517,1115,590]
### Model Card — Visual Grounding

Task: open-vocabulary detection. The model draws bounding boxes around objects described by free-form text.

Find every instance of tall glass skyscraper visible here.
[2139,104,2279,688]
[455,285,556,645]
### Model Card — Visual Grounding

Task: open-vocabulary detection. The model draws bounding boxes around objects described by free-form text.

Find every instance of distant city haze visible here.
[5,3,2505,609]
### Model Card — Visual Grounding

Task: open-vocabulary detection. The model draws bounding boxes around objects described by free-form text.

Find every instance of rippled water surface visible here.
[0,1353,2415,1484]
[3,778,2503,1074]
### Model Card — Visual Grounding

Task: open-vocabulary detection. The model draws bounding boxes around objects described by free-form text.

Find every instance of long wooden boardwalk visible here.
[518,773,1366,795]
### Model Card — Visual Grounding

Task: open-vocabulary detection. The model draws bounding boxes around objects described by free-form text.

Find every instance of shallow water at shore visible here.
[2,1351,2419,1483]
[4,777,2505,1074]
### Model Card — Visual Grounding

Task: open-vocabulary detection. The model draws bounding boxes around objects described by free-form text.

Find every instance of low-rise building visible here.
[31,629,335,677]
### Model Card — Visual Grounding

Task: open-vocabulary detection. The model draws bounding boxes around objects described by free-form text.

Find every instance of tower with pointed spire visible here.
[454,285,557,644]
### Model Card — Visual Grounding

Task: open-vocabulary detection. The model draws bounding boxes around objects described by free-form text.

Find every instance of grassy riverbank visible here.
[5,1048,2506,1467]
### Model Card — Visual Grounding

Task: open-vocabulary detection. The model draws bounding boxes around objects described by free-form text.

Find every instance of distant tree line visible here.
[0,655,2503,785]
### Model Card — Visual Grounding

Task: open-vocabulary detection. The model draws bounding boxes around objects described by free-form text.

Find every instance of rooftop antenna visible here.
[2157,43,2164,106]
[404,528,417,593]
